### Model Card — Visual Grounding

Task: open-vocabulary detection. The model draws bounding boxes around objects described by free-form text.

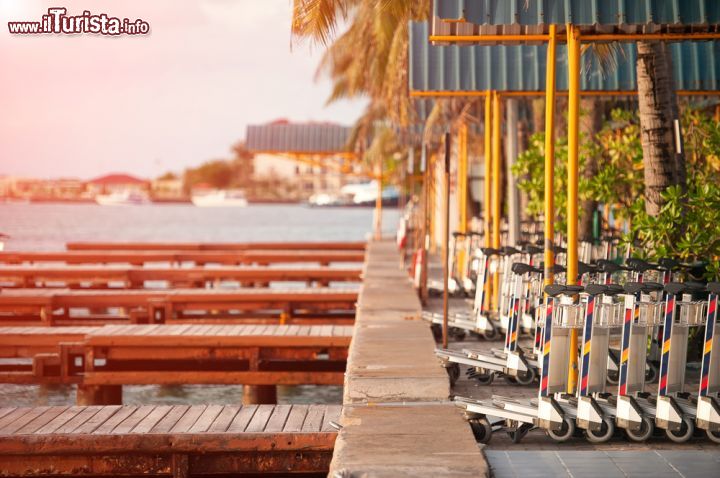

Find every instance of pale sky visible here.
[0,0,366,179]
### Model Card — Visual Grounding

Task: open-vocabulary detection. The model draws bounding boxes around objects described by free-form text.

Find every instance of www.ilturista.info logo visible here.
[8,8,150,36]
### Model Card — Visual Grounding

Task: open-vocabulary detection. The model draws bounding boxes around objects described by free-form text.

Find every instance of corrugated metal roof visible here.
[411,21,720,92]
[246,122,351,154]
[432,0,720,40]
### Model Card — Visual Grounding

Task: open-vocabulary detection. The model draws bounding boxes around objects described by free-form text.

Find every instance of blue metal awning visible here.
[410,21,720,93]
[431,1,720,41]
[246,122,351,154]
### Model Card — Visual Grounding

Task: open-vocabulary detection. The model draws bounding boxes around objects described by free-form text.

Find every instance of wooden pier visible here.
[66,240,366,251]
[0,266,362,289]
[0,240,490,476]
[0,250,365,266]
[0,404,339,476]
[0,288,358,326]
[0,324,350,403]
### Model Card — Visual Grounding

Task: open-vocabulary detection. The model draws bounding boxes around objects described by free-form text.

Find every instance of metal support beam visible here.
[505,98,520,245]
[458,122,469,234]
[429,32,720,44]
[543,25,557,288]
[566,23,581,394]
[442,132,451,349]
[491,91,502,309]
[483,92,492,248]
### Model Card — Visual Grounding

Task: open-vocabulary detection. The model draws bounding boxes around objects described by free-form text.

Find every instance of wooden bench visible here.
[0,250,365,266]
[0,404,339,476]
[0,324,352,389]
[66,240,366,251]
[0,288,358,326]
[0,266,362,289]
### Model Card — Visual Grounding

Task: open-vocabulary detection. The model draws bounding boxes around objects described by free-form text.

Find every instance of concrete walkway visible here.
[487,450,720,478]
[328,240,488,477]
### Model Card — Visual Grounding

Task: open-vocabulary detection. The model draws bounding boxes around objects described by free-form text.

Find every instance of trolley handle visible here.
[501,246,521,256]
[595,259,629,273]
[625,258,659,273]
[544,284,584,297]
[707,282,720,295]
[578,261,597,276]
[664,281,707,297]
[511,262,541,275]
[624,281,663,295]
[584,283,624,297]
[480,247,501,256]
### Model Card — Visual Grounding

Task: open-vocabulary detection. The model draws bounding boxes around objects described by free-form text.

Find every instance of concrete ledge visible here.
[329,405,488,477]
[330,239,488,477]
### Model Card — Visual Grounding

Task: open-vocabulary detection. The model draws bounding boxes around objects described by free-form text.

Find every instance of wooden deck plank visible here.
[187,405,224,433]
[111,405,155,434]
[131,405,172,434]
[0,407,49,435]
[70,406,121,434]
[301,405,325,432]
[283,405,309,432]
[207,406,240,433]
[226,405,257,432]
[245,404,274,432]
[0,408,18,422]
[150,405,189,433]
[169,405,206,433]
[92,406,138,434]
[0,408,33,431]
[321,406,341,432]
[35,407,85,434]
[264,404,292,432]
[53,406,103,434]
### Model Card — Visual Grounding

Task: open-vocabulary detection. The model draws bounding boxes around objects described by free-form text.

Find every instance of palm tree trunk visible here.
[636,41,686,216]
[579,98,602,240]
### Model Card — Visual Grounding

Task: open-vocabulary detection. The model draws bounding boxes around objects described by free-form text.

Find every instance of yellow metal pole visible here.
[484,93,492,248]
[491,91,502,309]
[429,154,437,253]
[458,122,469,234]
[543,24,557,288]
[457,122,469,278]
[566,23,581,394]
[442,132,451,349]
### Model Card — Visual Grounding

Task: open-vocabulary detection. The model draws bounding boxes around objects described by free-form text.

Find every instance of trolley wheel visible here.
[546,417,575,442]
[445,363,461,386]
[705,429,720,444]
[430,324,442,341]
[625,416,654,442]
[469,417,492,444]
[514,367,537,386]
[645,364,659,383]
[481,322,498,340]
[665,417,695,443]
[473,370,494,385]
[585,417,615,444]
[606,371,619,385]
[449,327,467,340]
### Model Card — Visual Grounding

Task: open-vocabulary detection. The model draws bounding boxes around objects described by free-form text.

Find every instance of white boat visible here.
[95,191,150,206]
[191,189,248,207]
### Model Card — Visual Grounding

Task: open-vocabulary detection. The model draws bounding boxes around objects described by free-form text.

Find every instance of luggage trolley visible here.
[422,247,501,340]
[615,281,665,441]
[575,283,626,442]
[455,284,585,444]
[435,262,545,386]
[654,281,708,442]
[697,282,720,443]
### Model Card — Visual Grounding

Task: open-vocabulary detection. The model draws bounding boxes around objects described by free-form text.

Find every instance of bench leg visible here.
[242,385,277,405]
[77,385,123,405]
